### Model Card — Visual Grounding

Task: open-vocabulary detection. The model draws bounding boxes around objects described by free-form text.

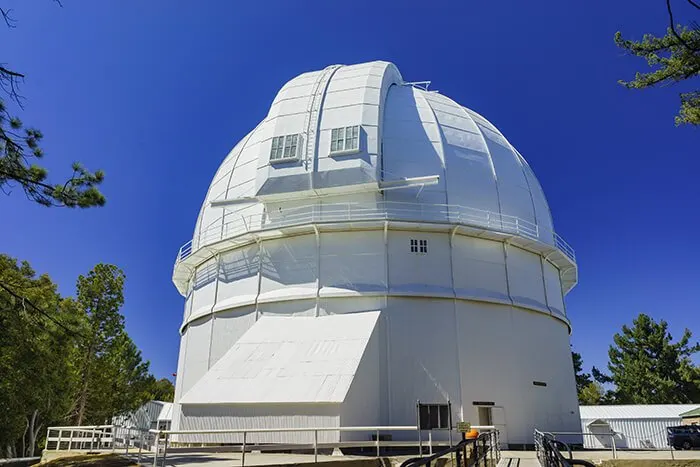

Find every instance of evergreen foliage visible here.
[599,313,700,404]
[572,350,593,397]
[0,256,170,458]
[615,0,700,125]
[0,3,105,207]
[578,382,607,405]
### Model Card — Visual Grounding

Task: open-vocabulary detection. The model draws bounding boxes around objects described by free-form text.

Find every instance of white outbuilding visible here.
[579,405,699,449]
[114,400,173,431]
[171,61,580,447]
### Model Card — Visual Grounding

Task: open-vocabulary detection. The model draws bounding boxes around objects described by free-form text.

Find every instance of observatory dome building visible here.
[171,61,580,447]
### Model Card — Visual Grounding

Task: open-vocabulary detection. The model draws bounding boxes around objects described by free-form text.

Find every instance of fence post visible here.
[428,430,433,455]
[160,433,169,467]
[241,431,247,467]
[376,429,380,457]
[45,428,50,452]
[152,431,160,467]
[611,434,617,459]
[68,429,74,451]
[496,430,501,462]
[56,429,62,451]
[314,430,318,463]
[113,426,117,453]
[138,431,144,464]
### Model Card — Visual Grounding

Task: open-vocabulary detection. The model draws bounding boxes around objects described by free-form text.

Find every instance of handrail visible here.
[176,201,575,265]
[158,425,419,435]
[47,424,500,467]
[535,430,596,467]
[400,431,499,467]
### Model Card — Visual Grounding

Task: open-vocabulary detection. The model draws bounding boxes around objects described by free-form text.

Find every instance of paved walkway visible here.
[69,448,700,467]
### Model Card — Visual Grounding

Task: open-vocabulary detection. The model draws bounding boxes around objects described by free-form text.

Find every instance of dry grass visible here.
[599,460,700,467]
[38,453,136,467]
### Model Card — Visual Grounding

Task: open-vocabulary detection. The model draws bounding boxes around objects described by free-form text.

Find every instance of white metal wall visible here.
[182,232,565,329]
[179,404,341,444]
[339,320,381,440]
[174,229,575,445]
[580,418,681,449]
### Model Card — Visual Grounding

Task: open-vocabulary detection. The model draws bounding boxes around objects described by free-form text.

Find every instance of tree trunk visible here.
[21,418,28,458]
[27,409,39,457]
[76,343,95,426]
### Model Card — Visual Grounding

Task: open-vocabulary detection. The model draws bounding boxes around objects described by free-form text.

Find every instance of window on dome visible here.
[270,134,301,163]
[410,239,428,254]
[330,125,360,154]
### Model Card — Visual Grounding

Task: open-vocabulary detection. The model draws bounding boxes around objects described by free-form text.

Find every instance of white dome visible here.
[171,61,581,445]
[176,60,575,294]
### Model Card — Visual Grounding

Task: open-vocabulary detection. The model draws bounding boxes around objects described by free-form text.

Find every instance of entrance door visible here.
[476,406,508,447]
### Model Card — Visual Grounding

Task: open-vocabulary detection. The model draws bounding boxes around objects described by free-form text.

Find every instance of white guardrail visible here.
[46,424,500,467]
[176,201,575,264]
[543,431,682,461]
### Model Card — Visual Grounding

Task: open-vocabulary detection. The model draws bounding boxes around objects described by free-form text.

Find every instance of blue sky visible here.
[2,0,698,381]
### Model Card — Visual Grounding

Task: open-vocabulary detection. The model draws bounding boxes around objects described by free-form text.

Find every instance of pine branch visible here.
[0,281,87,338]
[667,0,700,52]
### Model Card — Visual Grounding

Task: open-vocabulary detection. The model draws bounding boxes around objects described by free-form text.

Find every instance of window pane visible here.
[344,126,353,148]
[439,405,449,429]
[288,135,298,158]
[419,405,430,430]
[283,134,297,158]
[270,136,283,160]
[428,405,439,429]
[338,127,345,150]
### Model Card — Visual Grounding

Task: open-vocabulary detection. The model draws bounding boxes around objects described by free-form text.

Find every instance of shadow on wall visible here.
[382,85,446,207]
[192,240,317,293]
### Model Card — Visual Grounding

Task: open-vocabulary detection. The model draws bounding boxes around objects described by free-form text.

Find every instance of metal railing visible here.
[150,425,500,467]
[176,201,575,264]
[543,430,682,460]
[534,430,595,467]
[45,425,154,464]
[47,424,499,467]
[400,431,500,467]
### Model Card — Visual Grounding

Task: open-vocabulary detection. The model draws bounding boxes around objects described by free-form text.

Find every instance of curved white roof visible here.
[192,61,558,250]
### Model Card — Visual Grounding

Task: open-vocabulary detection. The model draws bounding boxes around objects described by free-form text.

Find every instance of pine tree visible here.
[572,350,593,398]
[604,313,700,403]
[73,264,126,425]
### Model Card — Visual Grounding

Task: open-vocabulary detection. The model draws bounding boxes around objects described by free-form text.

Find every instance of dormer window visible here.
[330,125,360,155]
[270,134,302,163]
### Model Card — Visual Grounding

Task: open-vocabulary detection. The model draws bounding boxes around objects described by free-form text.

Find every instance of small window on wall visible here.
[410,239,428,254]
[330,125,360,154]
[270,134,301,163]
[418,404,451,430]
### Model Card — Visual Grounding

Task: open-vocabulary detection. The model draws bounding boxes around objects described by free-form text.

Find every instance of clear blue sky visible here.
[2,0,698,381]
